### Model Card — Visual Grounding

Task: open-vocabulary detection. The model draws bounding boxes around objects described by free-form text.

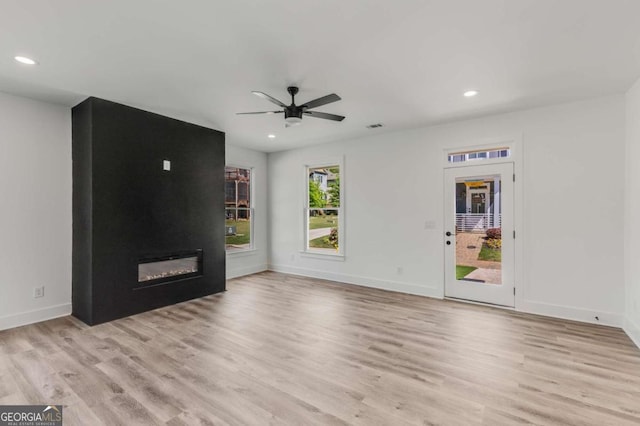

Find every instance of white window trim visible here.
[226,247,257,257]
[301,157,345,258]
[225,164,255,254]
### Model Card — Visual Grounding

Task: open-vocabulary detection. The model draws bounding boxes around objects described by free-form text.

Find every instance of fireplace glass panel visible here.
[138,251,202,283]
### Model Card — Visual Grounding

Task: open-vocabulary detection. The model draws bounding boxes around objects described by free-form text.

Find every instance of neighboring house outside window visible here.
[225,166,253,252]
[305,163,343,256]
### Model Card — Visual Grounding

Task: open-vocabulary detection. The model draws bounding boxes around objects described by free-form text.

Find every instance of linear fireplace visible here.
[138,250,203,285]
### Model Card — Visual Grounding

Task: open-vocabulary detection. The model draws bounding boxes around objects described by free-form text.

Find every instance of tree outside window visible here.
[306,165,342,254]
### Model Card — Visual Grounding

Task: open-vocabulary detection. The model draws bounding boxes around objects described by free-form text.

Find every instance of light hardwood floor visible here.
[1,271,640,425]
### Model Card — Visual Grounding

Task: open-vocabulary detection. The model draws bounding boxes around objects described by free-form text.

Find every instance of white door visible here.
[444,163,514,307]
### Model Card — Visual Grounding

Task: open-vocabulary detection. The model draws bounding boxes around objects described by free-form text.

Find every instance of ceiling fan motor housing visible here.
[285,86,304,119]
[285,106,304,119]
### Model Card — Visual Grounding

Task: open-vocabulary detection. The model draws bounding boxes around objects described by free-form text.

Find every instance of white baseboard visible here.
[227,263,268,280]
[268,264,442,299]
[268,265,627,329]
[624,317,640,349]
[517,299,623,327]
[0,303,72,331]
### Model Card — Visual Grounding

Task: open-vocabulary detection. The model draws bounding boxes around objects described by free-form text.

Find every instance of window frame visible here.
[446,147,511,164]
[302,158,345,258]
[224,164,255,254]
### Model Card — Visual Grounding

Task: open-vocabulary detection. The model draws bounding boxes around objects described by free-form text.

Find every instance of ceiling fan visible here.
[237,86,345,127]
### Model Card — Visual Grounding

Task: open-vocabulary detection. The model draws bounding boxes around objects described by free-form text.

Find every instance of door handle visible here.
[446,241,451,245]
[445,231,452,236]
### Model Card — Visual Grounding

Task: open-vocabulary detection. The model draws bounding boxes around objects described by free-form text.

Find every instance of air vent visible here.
[366,123,384,129]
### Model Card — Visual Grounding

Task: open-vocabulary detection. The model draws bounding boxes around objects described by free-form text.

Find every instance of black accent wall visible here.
[72,97,225,325]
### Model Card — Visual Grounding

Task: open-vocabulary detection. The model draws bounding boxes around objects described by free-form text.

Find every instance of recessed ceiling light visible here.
[267,134,276,139]
[463,90,478,97]
[14,56,37,65]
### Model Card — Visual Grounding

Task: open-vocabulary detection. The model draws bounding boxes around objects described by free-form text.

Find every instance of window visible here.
[448,148,510,163]
[305,164,343,256]
[225,166,253,252]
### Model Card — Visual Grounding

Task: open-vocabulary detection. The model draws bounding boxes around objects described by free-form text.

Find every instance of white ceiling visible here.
[1,0,640,152]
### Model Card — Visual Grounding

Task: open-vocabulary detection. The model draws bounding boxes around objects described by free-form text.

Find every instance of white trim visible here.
[225,162,254,169]
[512,137,525,312]
[445,297,515,311]
[267,267,627,329]
[624,317,640,349]
[227,263,268,279]
[519,299,623,327]
[0,303,72,331]
[268,264,441,299]
[226,248,258,257]
[299,251,345,261]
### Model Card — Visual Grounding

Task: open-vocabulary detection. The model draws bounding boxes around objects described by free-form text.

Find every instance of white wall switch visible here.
[163,160,171,171]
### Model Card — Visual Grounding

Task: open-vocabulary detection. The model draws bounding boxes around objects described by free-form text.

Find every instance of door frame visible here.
[467,186,490,213]
[442,136,524,309]
[444,163,514,306]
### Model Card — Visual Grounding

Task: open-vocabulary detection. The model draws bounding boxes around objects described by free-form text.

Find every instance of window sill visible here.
[299,251,345,261]
[226,248,257,257]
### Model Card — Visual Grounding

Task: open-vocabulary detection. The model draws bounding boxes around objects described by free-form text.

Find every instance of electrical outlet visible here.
[34,286,44,298]
[397,266,403,275]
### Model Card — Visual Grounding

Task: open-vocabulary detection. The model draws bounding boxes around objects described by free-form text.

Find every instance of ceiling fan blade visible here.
[302,93,341,109]
[304,111,345,121]
[252,91,288,108]
[236,111,283,115]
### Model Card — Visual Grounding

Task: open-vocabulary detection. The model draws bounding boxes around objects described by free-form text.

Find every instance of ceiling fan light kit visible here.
[238,86,345,127]
[285,116,303,126]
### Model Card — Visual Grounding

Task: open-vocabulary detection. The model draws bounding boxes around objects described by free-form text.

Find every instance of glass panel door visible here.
[444,163,514,307]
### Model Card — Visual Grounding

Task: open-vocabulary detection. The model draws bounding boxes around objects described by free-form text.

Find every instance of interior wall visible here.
[0,92,72,330]
[625,77,640,347]
[226,144,269,278]
[268,95,626,326]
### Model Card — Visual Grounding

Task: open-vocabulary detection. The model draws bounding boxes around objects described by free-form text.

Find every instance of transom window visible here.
[305,164,343,256]
[448,148,510,163]
[225,166,253,252]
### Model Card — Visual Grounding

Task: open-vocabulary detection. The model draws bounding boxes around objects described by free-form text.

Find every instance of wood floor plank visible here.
[1,271,640,425]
